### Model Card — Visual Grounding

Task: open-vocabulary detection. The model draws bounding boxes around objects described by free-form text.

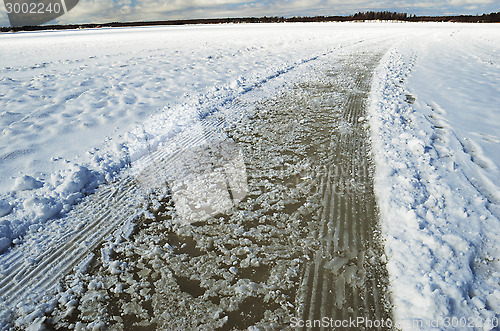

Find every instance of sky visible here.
[0,0,498,27]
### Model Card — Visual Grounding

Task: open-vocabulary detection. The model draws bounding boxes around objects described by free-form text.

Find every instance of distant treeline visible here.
[351,11,500,22]
[1,11,499,32]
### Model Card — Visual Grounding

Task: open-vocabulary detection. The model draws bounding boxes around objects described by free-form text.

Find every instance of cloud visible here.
[449,0,493,5]
[55,0,414,24]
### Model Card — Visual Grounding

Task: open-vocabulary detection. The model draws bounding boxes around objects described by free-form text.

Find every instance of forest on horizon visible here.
[1,11,499,32]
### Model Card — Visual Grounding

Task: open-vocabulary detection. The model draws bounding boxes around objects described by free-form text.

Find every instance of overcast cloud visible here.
[0,0,498,27]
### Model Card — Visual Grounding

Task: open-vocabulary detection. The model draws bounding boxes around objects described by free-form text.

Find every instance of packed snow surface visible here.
[0,22,499,329]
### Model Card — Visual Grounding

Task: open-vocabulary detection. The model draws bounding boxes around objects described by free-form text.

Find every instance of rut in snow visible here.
[45,50,392,330]
[293,53,391,328]
[233,51,392,328]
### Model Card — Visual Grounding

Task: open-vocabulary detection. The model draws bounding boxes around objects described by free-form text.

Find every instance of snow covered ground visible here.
[0,22,499,329]
[369,24,500,329]
[0,23,386,251]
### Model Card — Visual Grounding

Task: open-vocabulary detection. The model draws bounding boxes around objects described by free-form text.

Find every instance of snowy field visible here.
[0,22,499,329]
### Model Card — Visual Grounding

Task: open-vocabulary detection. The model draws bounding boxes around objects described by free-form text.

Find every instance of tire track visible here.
[295,52,391,329]
[0,180,143,306]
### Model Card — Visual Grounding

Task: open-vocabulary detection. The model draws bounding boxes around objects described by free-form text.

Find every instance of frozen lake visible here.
[0,23,499,330]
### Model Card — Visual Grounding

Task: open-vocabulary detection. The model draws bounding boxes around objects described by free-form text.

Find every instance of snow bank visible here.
[369,24,500,329]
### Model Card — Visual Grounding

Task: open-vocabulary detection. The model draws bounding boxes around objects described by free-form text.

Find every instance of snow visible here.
[369,23,500,329]
[0,22,499,329]
[0,200,12,218]
[13,175,43,191]
[408,26,500,205]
